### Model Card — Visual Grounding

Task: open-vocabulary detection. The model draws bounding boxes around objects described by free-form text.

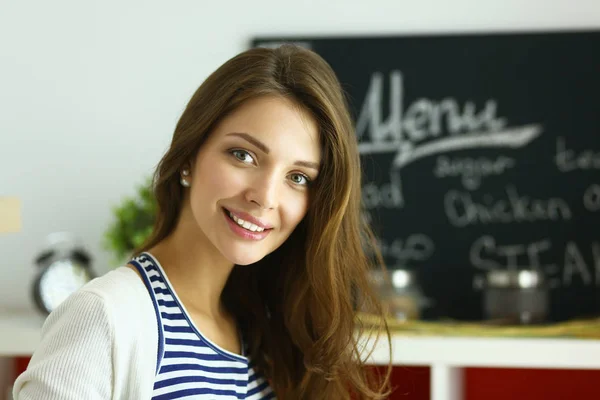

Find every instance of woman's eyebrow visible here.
[226,132,320,171]
[226,132,269,153]
[294,160,320,171]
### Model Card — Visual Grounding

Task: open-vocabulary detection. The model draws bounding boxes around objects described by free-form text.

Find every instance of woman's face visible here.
[184,95,321,265]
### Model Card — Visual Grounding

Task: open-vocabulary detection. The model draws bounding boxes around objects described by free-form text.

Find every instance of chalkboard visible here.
[252,30,600,322]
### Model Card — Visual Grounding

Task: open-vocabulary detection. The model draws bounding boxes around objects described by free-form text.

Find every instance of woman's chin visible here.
[226,251,266,266]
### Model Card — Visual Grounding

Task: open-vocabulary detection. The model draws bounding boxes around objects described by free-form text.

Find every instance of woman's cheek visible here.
[209,164,246,193]
[286,191,310,227]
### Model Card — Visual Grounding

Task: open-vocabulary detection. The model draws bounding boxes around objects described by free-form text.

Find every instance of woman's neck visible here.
[148,216,235,320]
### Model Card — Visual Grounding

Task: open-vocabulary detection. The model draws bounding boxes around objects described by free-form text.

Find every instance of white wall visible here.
[1,0,599,312]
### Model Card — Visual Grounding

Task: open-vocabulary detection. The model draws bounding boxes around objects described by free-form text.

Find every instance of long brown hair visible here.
[137,44,392,399]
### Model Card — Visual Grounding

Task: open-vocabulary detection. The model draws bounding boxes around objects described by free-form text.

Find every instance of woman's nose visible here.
[244,173,279,210]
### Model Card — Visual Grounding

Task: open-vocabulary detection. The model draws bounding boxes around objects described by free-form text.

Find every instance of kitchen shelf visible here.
[363,333,600,400]
[2,311,600,400]
[0,311,45,357]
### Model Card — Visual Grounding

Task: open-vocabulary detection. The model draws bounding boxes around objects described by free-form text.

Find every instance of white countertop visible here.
[2,311,600,371]
[5,311,599,400]
[363,333,600,369]
[0,311,46,357]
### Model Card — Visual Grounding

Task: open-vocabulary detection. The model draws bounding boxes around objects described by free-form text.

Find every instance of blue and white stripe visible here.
[130,253,275,399]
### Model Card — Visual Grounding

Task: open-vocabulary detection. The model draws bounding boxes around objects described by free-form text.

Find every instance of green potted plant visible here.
[104,177,157,263]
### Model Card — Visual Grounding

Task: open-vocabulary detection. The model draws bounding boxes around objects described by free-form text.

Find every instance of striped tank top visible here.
[130,252,276,399]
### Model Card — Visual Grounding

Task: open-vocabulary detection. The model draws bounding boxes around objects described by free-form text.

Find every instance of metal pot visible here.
[475,269,549,324]
[369,268,431,321]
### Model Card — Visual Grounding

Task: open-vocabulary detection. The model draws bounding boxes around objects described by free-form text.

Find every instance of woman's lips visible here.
[225,208,273,230]
[223,208,272,240]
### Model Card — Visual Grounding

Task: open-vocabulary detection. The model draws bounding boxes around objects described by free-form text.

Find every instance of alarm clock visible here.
[32,233,95,314]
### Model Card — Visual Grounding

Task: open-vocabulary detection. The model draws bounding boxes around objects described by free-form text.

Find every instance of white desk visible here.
[3,312,600,400]
[363,333,600,400]
[0,312,45,357]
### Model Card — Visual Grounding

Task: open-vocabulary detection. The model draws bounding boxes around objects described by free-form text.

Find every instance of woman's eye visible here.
[289,173,311,186]
[230,149,255,164]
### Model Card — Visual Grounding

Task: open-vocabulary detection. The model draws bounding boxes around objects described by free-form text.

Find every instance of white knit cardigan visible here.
[13,267,159,399]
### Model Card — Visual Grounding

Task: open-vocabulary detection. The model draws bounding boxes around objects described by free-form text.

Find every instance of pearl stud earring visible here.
[180,168,191,187]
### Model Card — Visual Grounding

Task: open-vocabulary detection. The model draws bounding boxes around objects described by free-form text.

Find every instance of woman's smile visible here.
[222,207,273,241]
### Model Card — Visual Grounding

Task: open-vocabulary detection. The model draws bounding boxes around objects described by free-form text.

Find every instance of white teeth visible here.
[229,212,265,232]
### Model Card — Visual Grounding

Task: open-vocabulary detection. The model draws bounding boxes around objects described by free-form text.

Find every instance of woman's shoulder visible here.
[13,266,158,399]
[79,265,155,326]
[37,265,155,335]
[83,265,146,300]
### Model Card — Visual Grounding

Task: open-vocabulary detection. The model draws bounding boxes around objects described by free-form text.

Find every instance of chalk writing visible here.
[356,70,542,206]
[470,235,553,271]
[444,186,572,227]
[555,137,600,172]
[374,234,435,265]
[362,180,404,210]
[356,71,508,150]
[583,184,600,212]
[433,155,515,190]
[563,241,593,286]
[470,235,600,287]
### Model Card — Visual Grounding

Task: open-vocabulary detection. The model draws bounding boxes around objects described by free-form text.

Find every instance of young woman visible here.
[14,44,391,399]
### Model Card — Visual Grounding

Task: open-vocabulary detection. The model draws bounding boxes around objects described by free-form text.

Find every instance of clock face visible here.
[38,260,92,312]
